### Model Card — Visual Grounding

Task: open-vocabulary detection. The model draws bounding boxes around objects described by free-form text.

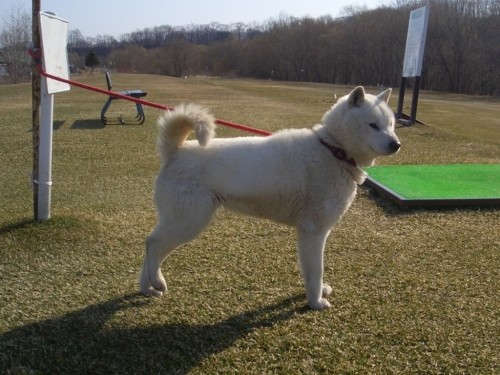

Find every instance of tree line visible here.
[1,0,499,96]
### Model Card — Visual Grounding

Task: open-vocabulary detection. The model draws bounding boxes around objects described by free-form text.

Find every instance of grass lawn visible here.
[0,73,499,374]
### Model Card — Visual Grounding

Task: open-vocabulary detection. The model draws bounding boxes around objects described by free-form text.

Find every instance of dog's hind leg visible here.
[297,229,332,310]
[140,228,172,297]
[140,193,217,297]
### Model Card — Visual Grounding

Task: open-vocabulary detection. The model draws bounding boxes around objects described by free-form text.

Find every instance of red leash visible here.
[29,49,272,136]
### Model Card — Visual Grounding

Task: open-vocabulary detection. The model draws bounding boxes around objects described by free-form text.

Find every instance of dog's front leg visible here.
[297,229,332,310]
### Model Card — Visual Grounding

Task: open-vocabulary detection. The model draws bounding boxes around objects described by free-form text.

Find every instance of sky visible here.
[1,0,389,38]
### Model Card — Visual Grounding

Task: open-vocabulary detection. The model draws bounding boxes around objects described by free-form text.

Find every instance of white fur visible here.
[140,88,400,310]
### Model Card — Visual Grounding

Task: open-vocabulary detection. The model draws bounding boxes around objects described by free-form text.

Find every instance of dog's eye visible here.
[369,123,379,130]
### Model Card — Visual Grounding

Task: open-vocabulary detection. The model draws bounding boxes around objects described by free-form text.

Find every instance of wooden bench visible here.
[100,72,147,124]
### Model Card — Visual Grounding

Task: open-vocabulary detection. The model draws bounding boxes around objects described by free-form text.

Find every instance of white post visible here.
[37,76,54,221]
[36,11,70,221]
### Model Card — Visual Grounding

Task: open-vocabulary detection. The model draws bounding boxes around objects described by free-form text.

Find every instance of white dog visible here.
[140,86,400,309]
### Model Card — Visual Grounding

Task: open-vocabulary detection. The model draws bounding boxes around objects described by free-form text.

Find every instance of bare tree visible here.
[107,45,148,72]
[0,4,31,83]
[62,0,499,96]
[165,38,192,77]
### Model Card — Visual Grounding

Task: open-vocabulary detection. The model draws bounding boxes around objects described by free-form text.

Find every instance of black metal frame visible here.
[100,72,147,125]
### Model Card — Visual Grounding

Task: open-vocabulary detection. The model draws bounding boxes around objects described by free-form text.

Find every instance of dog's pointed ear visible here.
[348,86,365,107]
[377,88,392,103]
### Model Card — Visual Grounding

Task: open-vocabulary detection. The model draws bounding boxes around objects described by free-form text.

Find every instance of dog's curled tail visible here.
[157,103,216,164]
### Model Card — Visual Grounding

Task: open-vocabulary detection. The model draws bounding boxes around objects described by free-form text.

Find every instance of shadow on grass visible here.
[71,119,105,130]
[0,216,82,235]
[70,118,146,129]
[0,293,306,374]
[53,120,66,130]
[0,218,35,235]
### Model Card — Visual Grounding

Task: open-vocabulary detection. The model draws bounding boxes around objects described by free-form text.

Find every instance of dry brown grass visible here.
[0,74,498,374]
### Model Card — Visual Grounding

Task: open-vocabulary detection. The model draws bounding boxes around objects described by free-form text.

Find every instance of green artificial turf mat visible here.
[365,164,500,208]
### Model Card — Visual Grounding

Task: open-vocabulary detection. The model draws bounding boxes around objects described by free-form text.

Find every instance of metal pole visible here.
[396,77,406,120]
[410,76,421,125]
[32,0,41,221]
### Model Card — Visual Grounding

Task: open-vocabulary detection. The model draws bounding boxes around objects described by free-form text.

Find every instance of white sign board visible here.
[402,6,429,77]
[39,12,70,94]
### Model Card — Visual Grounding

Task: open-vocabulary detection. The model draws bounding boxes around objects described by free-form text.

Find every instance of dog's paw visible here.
[322,284,332,297]
[148,272,167,295]
[309,298,331,310]
[140,273,166,297]
[141,286,164,297]
[151,278,167,293]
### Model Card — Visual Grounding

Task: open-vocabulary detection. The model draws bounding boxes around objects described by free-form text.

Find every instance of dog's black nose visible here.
[389,141,401,153]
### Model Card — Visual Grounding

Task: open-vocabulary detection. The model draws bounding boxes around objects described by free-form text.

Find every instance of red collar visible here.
[318,138,357,167]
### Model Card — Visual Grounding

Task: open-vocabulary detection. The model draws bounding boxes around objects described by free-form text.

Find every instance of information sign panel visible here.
[39,12,70,93]
[402,6,429,77]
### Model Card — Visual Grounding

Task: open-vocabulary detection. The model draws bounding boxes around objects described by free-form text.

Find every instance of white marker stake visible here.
[36,12,70,221]
[38,76,54,220]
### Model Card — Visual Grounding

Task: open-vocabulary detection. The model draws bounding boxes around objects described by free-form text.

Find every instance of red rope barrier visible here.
[29,49,272,136]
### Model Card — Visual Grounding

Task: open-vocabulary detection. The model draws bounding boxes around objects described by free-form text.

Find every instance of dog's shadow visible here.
[0,293,306,373]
